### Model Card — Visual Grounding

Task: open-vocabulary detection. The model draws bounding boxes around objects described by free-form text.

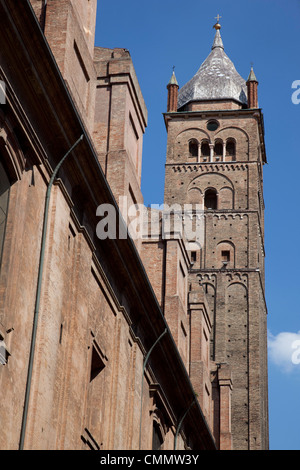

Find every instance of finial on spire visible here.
[213,14,222,30]
[247,63,258,83]
[168,67,178,87]
[212,21,224,50]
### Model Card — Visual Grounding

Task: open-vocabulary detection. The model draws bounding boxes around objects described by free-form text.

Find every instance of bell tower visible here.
[163,20,269,450]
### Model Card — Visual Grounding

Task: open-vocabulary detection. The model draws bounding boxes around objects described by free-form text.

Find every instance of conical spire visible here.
[168,69,179,86]
[212,29,224,50]
[177,21,247,109]
[247,65,258,83]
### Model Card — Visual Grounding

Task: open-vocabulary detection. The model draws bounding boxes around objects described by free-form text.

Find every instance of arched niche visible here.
[217,240,235,268]
[187,186,203,205]
[188,173,234,210]
[186,240,201,267]
[225,282,248,360]
[218,186,234,210]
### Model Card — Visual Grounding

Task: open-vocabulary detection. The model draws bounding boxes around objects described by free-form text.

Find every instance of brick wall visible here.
[163,100,268,449]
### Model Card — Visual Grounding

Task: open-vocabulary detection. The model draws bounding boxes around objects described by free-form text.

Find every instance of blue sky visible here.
[95,0,300,450]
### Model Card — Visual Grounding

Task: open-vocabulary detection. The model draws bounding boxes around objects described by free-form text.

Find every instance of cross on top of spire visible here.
[213,14,222,30]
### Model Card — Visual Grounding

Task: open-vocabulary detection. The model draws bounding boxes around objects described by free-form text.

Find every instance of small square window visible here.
[221,250,230,262]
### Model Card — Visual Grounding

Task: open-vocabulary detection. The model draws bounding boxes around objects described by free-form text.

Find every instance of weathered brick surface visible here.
[0,0,268,452]
[93,48,148,253]
[0,0,217,451]
[36,0,98,133]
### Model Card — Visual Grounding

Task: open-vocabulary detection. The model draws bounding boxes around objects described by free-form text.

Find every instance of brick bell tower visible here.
[163,19,269,450]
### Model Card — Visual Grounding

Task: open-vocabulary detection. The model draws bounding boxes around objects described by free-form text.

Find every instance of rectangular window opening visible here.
[68,223,76,251]
[90,345,105,382]
[59,323,63,344]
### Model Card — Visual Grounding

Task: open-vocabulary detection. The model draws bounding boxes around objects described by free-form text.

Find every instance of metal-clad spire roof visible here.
[247,65,258,82]
[168,69,179,87]
[177,25,247,109]
[212,29,224,50]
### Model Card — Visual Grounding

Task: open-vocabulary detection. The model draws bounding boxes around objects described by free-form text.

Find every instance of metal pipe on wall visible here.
[19,134,84,450]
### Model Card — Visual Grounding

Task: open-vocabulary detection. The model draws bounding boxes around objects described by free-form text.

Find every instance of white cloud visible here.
[268,330,300,373]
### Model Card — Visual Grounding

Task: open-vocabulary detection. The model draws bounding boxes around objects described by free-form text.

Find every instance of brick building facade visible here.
[0,1,268,450]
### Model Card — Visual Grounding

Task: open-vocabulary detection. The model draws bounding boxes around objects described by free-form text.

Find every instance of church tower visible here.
[163,20,268,450]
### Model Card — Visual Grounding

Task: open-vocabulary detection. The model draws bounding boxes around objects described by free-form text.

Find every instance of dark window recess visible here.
[191,251,197,263]
[152,422,164,450]
[204,189,217,210]
[221,250,230,262]
[201,142,210,158]
[90,345,105,382]
[189,140,198,157]
[59,324,63,344]
[214,142,223,157]
[68,224,76,251]
[207,120,219,131]
[226,140,236,159]
[0,331,10,365]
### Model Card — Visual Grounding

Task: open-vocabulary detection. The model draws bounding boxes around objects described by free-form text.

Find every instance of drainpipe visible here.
[41,0,47,32]
[19,135,84,450]
[138,328,167,450]
[174,398,196,450]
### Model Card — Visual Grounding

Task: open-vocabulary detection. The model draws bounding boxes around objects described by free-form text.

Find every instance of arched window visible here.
[214,140,223,161]
[226,139,236,161]
[201,141,210,162]
[0,160,10,270]
[204,189,218,210]
[189,139,198,158]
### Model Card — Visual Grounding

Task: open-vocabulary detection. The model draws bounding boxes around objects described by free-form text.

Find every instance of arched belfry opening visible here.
[226,139,236,161]
[204,188,218,210]
[189,139,198,158]
[201,141,210,162]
